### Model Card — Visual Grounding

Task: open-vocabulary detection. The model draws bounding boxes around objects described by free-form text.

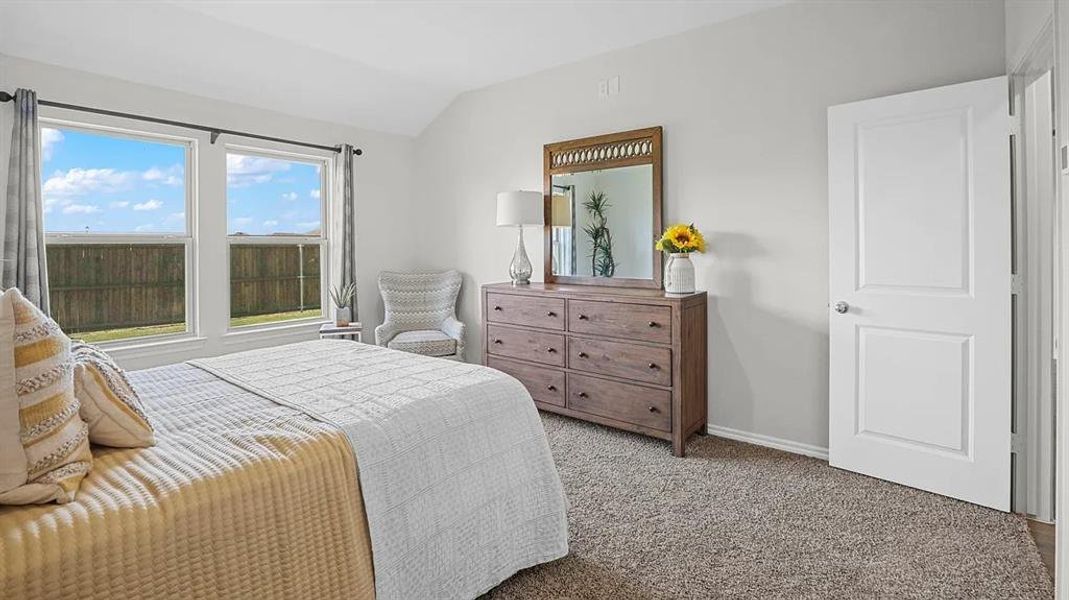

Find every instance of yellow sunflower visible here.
[656,223,706,253]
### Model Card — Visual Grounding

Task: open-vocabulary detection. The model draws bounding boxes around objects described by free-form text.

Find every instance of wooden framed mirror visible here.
[543,126,663,288]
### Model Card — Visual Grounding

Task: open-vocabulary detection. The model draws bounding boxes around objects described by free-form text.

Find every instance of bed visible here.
[0,340,569,600]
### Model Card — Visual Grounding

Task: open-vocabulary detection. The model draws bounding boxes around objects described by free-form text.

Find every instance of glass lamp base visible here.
[509,227,532,285]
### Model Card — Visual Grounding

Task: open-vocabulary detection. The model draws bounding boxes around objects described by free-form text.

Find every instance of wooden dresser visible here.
[481,282,707,456]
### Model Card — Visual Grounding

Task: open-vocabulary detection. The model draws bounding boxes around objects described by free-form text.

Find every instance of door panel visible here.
[857,109,971,294]
[828,76,1010,511]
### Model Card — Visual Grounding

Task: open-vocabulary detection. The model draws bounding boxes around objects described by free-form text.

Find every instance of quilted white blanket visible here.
[189,340,568,600]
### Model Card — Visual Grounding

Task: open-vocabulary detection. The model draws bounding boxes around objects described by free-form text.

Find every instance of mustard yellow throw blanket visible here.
[0,364,375,600]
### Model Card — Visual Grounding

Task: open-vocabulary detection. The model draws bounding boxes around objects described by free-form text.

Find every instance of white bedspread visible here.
[189,340,568,600]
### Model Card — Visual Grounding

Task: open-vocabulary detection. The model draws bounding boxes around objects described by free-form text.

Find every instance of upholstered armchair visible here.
[375,270,465,361]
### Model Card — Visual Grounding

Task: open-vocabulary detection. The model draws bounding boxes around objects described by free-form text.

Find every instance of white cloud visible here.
[263,220,279,227]
[281,192,298,201]
[41,128,64,162]
[309,189,321,199]
[142,164,183,186]
[165,211,185,222]
[295,220,320,232]
[233,217,254,226]
[43,168,133,198]
[226,154,290,187]
[135,224,155,232]
[133,199,163,211]
[62,203,101,215]
[109,201,130,209]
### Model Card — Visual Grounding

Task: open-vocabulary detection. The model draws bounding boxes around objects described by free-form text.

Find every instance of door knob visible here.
[833,301,849,314]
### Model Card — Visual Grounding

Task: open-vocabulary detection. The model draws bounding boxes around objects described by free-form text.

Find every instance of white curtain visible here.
[332,144,357,319]
[2,89,49,314]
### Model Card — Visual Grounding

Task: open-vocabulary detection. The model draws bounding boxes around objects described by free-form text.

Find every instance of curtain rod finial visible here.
[354,148,363,156]
[0,91,13,103]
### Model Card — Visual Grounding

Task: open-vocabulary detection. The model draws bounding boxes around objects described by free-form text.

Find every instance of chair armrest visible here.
[375,322,401,346]
[441,317,465,358]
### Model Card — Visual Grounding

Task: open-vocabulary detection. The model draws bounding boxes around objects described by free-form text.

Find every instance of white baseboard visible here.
[706,423,829,461]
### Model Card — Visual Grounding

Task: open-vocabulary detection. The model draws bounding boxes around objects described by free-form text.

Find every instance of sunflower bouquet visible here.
[655,223,706,254]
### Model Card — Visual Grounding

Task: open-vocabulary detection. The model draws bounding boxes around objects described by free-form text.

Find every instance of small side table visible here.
[320,322,363,342]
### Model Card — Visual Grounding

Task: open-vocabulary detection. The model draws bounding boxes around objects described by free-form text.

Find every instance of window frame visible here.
[38,117,199,346]
[223,143,332,333]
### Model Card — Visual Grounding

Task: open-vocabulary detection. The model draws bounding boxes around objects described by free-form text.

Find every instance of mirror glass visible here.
[549,164,653,280]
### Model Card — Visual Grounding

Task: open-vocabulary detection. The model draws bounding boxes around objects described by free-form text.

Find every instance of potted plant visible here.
[655,223,706,295]
[329,281,358,327]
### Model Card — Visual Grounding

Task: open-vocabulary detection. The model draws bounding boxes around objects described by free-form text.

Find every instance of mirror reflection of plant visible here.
[582,190,617,277]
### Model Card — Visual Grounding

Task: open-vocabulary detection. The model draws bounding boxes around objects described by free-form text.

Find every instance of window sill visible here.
[222,318,330,345]
[99,334,208,359]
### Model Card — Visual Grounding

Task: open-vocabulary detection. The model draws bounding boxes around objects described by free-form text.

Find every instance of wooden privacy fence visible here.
[47,243,321,334]
[230,243,321,318]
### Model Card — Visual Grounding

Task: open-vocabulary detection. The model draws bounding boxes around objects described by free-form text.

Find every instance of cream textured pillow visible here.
[0,288,92,505]
[72,342,155,448]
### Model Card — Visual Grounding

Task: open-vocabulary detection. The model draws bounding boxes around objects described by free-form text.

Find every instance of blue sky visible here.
[41,127,322,235]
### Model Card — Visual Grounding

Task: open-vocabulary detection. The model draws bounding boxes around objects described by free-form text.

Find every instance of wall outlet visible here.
[598,79,609,99]
[608,76,620,96]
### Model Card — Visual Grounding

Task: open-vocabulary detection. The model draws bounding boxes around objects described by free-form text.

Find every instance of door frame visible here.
[1010,18,1058,522]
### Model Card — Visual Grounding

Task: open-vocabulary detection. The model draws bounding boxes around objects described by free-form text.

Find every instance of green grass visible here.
[69,309,324,344]
[73,322,187,344]
[229,308,323,328]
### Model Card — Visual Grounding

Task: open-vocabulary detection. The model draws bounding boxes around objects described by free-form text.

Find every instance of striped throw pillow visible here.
[0,288,92,505]
[72,343,155,448]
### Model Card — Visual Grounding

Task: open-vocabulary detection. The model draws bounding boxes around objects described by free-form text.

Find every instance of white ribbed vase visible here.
[664,253,695,295]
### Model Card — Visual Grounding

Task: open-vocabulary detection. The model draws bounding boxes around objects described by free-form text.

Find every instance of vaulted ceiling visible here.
[0,1,788,136]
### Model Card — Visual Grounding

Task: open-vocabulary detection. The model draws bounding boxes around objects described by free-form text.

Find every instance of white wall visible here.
[1007,0,1054,70]
[0,54,418,369]
[413,0,1006,451]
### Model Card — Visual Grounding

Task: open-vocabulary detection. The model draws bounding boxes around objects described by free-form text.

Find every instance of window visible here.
[226,150,327,328]
[40,123,192,344]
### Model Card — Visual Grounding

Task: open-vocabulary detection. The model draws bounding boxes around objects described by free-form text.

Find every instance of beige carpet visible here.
[487,414,1053,599]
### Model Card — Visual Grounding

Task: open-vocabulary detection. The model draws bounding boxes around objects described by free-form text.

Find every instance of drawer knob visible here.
[647,321,658,328]
[648,406,658,413]
[546,347,557,353]
[547,311,557,317]
[577,392,588,398]
[492,339,502,344]
[493,306,502,311]
[648,362,657,369]
[547,385,557,391]
[578,352,588,358]
[578,314,589,320]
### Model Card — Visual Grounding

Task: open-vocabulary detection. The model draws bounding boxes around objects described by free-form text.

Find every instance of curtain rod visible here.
[0,91,363,156]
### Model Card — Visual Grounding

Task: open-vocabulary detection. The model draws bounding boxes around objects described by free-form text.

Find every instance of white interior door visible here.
[828,76,1011,511]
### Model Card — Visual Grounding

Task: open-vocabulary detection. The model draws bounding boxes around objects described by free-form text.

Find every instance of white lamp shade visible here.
[496,191,543,226]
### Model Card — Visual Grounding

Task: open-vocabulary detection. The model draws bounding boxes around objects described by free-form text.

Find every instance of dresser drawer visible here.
[486,324,565,367]
[569,337,672,387]
[568,300,672,344]
[487,357,566,407]
[566,373,671,432]
[486,293,565,330]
